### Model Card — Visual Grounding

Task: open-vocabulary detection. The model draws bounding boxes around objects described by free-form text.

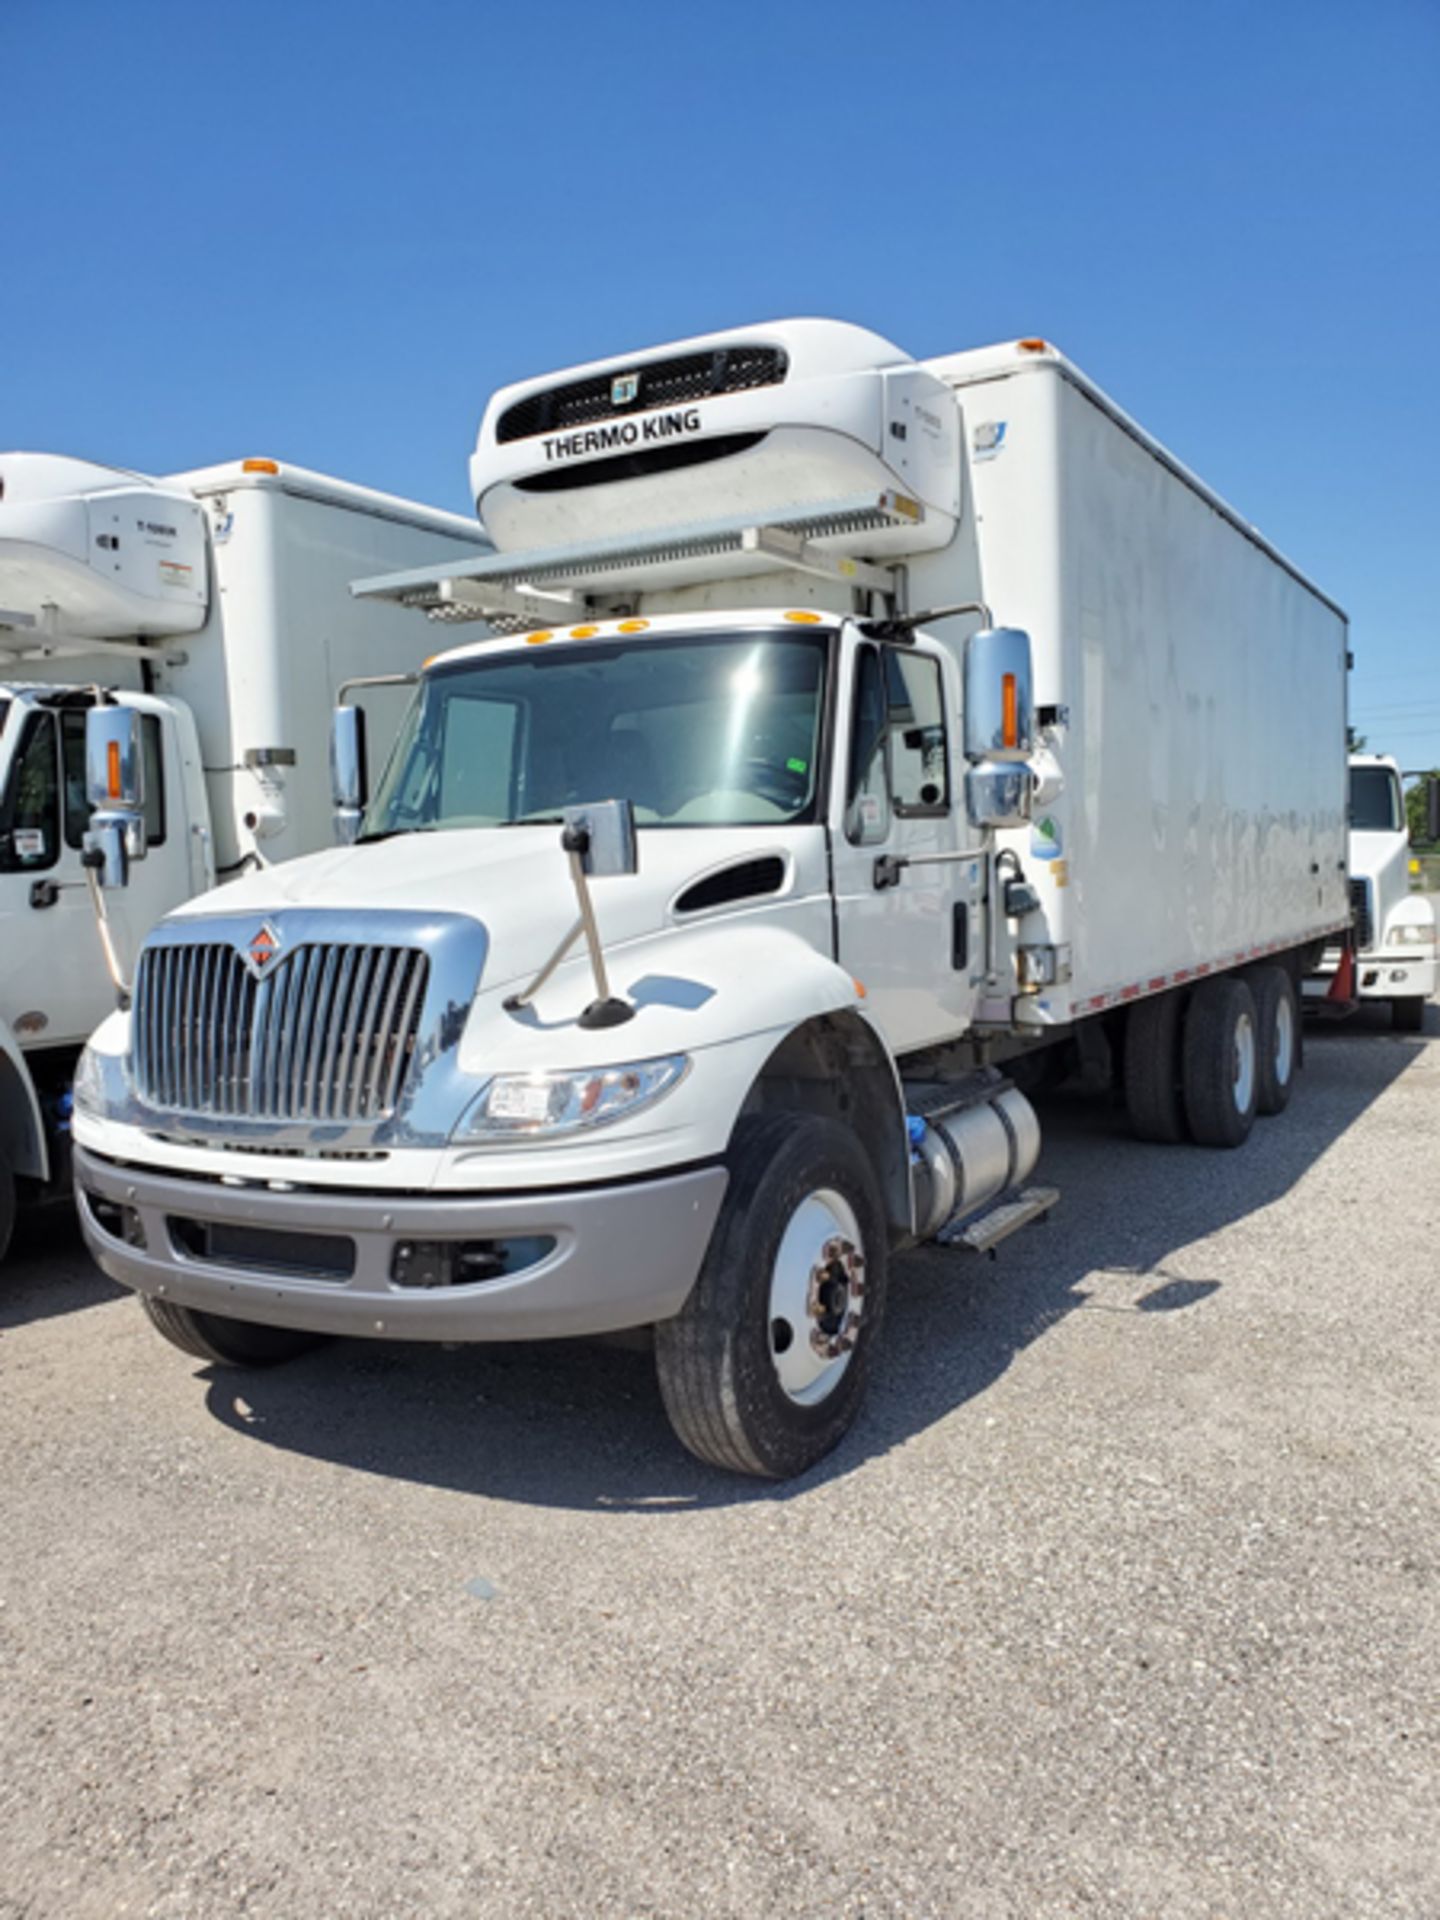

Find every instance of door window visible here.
[0,712,61,870]
[845,647,950,845]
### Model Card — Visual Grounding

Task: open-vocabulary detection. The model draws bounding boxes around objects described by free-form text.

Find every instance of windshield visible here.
[363,629,829,837]
[1349,765,1401,832]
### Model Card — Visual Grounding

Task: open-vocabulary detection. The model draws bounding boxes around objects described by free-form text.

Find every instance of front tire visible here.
[141,1297,330,1367]
[1392,996,1426,1034]
[1183,977,1259,1149]
[0,1148,15,1265]
[654,1113,889,1478]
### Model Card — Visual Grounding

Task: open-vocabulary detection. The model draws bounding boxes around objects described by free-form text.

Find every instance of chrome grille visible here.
[1349,877,1373,951]
[134,940,429,1122]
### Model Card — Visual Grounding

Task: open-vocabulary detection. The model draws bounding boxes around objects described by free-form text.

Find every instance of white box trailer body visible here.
[921,345,1349,1026]
[71,321,1353,1476]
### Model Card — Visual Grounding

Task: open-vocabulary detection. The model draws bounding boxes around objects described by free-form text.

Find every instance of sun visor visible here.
[470,319,962,557]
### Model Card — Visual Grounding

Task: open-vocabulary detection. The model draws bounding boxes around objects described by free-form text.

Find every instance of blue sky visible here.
[4,0,1438,768]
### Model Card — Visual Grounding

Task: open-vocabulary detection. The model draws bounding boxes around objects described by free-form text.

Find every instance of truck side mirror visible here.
[561,797,637,876]
[83,706,146,888]
[1425,774,1440,845]
[330,704,368,845]
[963,627,1035,828]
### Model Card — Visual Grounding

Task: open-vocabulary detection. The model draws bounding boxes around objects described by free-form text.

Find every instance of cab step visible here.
[939,1185,1059,1254]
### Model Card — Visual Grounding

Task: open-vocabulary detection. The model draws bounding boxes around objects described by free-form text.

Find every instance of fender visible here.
[0,1017,48,1183]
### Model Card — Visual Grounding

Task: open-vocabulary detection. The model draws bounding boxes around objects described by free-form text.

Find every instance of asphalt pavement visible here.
[1,997,1436,1919]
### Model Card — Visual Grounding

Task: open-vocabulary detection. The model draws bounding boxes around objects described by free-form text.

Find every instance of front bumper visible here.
[1305,950,1438,1003]
[75,1145,727,1342]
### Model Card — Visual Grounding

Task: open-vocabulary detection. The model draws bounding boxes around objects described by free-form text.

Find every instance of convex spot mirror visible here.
[561,798,637,876]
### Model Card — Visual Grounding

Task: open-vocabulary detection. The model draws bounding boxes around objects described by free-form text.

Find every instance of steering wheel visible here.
[741,757,809,809]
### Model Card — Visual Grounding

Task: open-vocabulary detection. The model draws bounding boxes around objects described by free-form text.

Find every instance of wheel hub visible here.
[768,1191,867,1405]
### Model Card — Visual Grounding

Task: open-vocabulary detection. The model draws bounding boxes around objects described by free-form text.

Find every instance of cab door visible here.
[0,702,188,1047]
[828,637,983,1054]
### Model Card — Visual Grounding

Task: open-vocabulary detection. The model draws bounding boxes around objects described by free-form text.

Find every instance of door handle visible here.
[29,879,60,909]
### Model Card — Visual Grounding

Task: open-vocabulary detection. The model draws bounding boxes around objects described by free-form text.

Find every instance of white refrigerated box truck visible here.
[72,321,1350,1476]
[0,452,488,1257]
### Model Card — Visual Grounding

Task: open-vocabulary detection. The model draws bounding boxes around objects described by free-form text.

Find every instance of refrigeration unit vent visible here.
[497,346,788,445]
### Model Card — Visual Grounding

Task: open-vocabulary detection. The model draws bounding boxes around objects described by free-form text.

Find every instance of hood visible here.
[168,823,827,994]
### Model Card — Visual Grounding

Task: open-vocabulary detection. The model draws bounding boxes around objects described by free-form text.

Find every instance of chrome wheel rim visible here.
[767,1189,865,1407]
[1233,1012,1257,1112]
[1274,993,1295,1087]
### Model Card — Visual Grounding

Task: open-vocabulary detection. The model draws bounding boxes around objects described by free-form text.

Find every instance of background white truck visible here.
[0,453,488,1257]
[72,321,1350,1477]
[1304,754,1438,1031]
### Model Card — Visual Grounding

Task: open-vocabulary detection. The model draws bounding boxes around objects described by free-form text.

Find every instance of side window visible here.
[846,646,891,846]
[885,653,949,815]
[438,695,520,823]
[0,712,61,871]
[60,711,167,850]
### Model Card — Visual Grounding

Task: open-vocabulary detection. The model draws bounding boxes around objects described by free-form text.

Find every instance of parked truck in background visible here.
[1303,753,1439,1032]
[0,453,488,1258]
[72,321,1351,1476]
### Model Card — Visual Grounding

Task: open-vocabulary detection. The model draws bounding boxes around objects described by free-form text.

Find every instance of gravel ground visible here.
[2,998,1437,1919]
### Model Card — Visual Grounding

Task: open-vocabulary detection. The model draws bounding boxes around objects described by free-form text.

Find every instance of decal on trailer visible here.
[541,407,703,464]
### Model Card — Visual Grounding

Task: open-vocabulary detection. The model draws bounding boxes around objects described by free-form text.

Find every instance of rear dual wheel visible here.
[1123,964,1297,1149]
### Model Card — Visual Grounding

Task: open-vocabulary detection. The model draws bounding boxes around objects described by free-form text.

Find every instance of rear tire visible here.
[654,1113,888,1479]
[1123,992,1188,1143]
[1247,965,1300,1115]
[1183,977,1259,1149]
[141,1297,329,1367]
[1392,996,1426,1034]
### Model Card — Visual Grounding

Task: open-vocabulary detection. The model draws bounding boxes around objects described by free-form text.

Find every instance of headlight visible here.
[72,1043,106,1118]
[453,1055,690,1142]
[1387,924,1435,948]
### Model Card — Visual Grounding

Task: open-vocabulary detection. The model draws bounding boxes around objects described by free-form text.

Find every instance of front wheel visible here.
[654,1113,889,1478]
[141,1297,330,1367]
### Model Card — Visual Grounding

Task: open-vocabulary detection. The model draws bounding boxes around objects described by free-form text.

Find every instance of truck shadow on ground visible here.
[191,1009,1431,1510]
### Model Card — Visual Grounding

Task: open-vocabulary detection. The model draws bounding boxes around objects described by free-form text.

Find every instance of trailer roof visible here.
[164,459,486,545]
[926,341,1346,623]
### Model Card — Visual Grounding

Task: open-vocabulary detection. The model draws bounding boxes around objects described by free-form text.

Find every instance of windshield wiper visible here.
[499,812,565,827]
[355,824,436,845]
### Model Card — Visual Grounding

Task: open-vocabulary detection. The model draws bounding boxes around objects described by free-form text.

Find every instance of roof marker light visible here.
[617,619,650,633]
[1017,339,1049,354]
[784,610,823,624]
[569,624,600,639]
[242,458,280,474]
[525,630,553,645]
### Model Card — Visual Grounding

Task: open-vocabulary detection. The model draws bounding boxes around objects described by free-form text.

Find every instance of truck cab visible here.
[1338,754,1437,1031]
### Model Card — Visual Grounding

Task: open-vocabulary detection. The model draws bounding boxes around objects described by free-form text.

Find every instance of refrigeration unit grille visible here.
[496,345,789,444]
[133,939,429,1123]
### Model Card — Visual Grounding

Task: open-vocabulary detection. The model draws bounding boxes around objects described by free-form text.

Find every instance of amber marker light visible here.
[1017,339,1049,354]
[617,619,650,633]
[1002,672,1019,749]
[106,741,121,798]
[242,458,280,473]
[784,610,823,624]
[524,631,553,645]
[853,979,867,998]
[569,625,600,639]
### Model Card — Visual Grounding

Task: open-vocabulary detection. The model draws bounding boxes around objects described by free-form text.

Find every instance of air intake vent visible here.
[497,346,788,445]
[675,856,787,916]
[513,432,767,495]
[1349,876,1373,950]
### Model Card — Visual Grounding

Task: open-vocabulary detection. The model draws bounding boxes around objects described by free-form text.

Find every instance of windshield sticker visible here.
[786,757,808,774]
[13,828,45,860]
